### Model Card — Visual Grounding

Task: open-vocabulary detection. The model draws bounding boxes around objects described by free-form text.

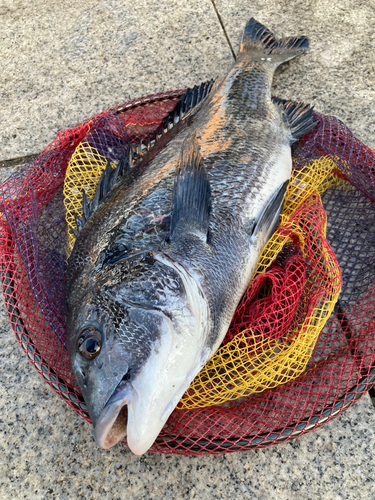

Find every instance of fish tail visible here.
[239,18,309,66]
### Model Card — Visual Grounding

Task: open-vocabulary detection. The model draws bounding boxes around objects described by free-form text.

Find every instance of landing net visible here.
[1,87,374,455]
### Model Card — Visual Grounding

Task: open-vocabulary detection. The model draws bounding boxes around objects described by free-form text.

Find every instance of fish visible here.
[64,17,316,455]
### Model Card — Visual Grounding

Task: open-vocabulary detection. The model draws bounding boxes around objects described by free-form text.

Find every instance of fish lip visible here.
[93,382,132,450]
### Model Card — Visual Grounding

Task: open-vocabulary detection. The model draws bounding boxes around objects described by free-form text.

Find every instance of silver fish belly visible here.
[65,17,316,455]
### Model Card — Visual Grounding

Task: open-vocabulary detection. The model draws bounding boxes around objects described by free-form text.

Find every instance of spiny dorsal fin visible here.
[272,97,317,142]
[75,81,215,233]
[129,80,215,164]
[170,133,211,243]
[180,80,214,114]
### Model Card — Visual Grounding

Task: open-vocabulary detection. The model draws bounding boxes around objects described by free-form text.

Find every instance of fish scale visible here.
[65,17,316,455]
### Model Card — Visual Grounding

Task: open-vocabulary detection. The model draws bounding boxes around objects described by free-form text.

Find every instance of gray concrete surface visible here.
[1,0,231,160]
[1,1,375,499]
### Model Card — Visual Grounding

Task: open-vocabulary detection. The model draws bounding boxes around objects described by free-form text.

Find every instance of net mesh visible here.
[1,88,375,455]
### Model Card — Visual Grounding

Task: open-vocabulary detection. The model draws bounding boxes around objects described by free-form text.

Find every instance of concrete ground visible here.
[1,1,375,499]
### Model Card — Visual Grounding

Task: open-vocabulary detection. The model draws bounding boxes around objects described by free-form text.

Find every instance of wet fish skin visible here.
[65,18,315,455]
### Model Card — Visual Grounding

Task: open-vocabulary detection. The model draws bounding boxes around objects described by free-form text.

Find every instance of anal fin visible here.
[170,134,211,243]
[272,97,317,141]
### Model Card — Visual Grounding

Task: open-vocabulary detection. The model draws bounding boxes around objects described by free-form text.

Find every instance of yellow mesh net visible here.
[63,141,117,255]
[63,151,342,409]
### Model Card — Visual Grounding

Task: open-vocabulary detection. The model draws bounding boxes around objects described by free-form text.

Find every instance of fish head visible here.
[66,250,210,455]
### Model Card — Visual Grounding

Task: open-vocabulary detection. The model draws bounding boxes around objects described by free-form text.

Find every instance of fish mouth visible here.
[93,382,132,450]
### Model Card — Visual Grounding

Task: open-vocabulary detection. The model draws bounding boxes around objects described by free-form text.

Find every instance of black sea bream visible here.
[65,18,316,455]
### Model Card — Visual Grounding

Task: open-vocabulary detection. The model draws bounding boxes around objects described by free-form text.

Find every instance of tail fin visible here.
[239,18,309,66]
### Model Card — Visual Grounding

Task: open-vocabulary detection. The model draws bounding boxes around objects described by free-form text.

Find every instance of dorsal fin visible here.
[132,79,215,162]
[75,80,215,233]
[170,133,211,243]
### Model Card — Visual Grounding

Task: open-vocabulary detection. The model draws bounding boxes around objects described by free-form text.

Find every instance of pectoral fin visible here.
[169,133,211,243]
[249,180,289,244]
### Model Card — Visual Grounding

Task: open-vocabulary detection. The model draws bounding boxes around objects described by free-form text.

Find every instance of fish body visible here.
[65,18,315,455]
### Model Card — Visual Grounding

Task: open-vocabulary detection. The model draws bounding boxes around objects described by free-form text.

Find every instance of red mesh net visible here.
[228,253,306,343]
[1,89,375,455]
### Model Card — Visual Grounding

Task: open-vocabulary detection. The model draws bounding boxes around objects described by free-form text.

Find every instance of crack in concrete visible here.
[0,154,39,169]
[209,0,236,60]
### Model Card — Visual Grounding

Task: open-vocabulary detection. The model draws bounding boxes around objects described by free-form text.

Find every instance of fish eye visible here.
[77,327,102,360]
